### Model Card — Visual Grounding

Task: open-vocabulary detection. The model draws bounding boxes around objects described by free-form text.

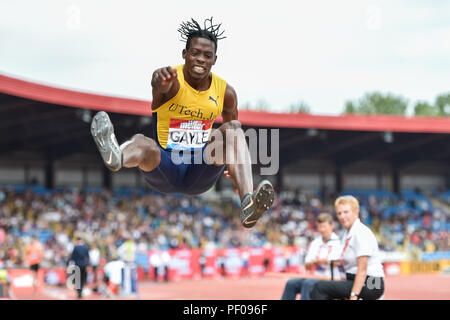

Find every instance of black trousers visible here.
[153,266,158,282]
[164,266,169,282]
[310,273,384,300]
[76,266,87,298]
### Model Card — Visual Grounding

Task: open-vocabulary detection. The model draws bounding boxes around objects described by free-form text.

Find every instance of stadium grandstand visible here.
[0,74,449,299]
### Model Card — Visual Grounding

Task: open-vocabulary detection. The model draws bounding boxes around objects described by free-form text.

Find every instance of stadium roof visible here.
[2,73,450,134]
[1,72,449,186]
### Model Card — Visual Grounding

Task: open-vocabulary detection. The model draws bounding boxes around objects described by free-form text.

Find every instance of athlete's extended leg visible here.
[205,120,274,228]
[91,111,161,172]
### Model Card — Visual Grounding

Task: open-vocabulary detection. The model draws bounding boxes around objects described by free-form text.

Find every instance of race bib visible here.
[167,119,213,150]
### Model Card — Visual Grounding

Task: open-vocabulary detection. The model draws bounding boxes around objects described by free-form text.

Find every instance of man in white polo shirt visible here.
[310,195,385,300]
[281,213,342,300]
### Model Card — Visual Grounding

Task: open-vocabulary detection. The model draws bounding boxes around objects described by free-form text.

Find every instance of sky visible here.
[1,0,449,115]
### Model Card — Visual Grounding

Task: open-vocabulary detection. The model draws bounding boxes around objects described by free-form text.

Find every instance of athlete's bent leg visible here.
[205,120,274,228]
[121,134,161,172]
[205,120,252,198]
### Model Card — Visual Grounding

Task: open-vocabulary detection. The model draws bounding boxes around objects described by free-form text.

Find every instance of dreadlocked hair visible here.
[178,17,226,52]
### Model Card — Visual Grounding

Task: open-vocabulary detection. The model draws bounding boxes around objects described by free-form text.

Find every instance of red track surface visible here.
[13,274,450,300]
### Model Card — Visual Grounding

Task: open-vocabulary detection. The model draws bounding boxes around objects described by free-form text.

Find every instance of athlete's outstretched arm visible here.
[113,66,179,170]
[151,66,180,111]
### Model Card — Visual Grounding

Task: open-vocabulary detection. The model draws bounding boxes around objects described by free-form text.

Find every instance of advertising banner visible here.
[8,269,44,296]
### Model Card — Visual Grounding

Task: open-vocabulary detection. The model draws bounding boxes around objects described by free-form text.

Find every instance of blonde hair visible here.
[317,212,334,225]
[334,195,360,213]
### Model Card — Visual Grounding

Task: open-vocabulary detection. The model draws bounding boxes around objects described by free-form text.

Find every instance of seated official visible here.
[310,196,385,300]
[281,213,342,300]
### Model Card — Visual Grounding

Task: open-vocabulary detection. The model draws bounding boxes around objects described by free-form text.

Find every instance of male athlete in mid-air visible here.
[91,17,274,228]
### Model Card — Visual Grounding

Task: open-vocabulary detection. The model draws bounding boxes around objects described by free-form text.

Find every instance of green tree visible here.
[345,101,356,114]
[343,92,408,115]
[435,92,450,116]
[289,100,310,113]
[414,101,437,116]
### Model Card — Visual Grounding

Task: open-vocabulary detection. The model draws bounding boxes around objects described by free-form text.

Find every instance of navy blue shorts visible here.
[139,146,225,195]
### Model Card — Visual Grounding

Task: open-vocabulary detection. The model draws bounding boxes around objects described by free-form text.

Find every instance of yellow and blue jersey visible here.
[152,64,227,151]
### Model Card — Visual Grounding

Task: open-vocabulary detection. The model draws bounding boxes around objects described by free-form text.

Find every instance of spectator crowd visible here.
[0,186,448,270]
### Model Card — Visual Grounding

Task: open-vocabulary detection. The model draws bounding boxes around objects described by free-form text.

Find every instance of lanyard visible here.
[340,236,352,264]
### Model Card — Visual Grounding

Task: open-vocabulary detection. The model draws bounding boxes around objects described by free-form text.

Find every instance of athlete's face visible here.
[182,37,217,80]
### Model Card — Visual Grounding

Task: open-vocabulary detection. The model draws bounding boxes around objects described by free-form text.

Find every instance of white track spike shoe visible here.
[91,111,122,172]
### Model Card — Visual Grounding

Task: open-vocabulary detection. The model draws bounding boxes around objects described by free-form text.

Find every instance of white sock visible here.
[120,139,134,151]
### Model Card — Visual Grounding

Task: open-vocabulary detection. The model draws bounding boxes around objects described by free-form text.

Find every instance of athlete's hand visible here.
[153,66,177,86]
[223,169,238,194]
[151,66,180,110]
